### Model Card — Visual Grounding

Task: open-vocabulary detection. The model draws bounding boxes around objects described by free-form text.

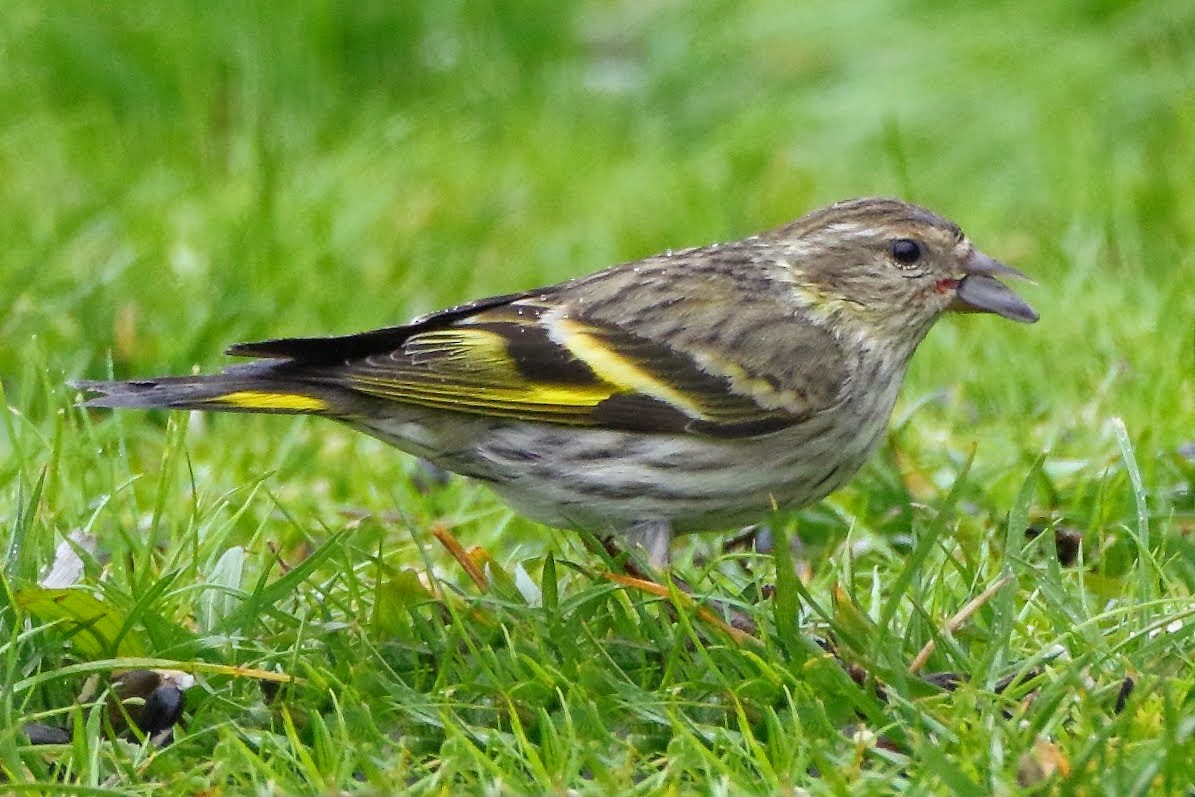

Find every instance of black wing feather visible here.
[226,291,534,362]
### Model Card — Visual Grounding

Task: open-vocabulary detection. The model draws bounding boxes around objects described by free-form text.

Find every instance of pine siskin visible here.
[74,197,1037,564]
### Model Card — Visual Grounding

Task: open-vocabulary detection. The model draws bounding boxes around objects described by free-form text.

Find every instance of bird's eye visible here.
[890,238,922,265]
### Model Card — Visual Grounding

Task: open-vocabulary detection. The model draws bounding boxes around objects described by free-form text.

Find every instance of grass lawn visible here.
[3,1,1194,793]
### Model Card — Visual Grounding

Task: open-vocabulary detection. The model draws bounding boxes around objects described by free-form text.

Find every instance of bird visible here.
[74,197,1038,565]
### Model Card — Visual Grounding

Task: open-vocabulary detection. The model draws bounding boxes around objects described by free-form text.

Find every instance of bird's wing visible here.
[231,258,847,439]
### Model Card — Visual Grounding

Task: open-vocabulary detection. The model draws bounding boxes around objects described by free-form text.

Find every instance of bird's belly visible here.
[352,392,893,534]
[472,411,888,533]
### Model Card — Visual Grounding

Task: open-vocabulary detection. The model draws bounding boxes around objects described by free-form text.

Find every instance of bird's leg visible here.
[622,519,673,570]
[723,523,806,562]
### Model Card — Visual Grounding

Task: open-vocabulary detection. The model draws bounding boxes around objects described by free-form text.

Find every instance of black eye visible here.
[890,238,921,265]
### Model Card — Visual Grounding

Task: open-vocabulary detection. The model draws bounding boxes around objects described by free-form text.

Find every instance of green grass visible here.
[3,0,1195,792]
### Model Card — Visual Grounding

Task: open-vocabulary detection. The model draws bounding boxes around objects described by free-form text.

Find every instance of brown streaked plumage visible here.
[74,197,1037,564]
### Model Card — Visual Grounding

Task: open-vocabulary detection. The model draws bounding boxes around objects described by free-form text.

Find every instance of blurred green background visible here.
[4,1,1191,393]
[2,0,1192,553]
[4,0,1193,560]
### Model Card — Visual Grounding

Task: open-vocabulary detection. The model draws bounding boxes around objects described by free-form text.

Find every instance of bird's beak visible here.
[950,252,1039,323]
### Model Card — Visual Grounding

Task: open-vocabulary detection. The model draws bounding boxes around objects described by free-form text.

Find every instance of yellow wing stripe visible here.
[340,319,715,424]
[345,326,623,415]
[350,375,612,409]
[555,319,707,419]
[207,391,330,412]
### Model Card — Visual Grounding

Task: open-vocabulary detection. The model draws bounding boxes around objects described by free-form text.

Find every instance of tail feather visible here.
[70,372,334,415]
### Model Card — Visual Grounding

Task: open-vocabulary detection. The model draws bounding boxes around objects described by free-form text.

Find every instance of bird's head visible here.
[765,197,1037,349]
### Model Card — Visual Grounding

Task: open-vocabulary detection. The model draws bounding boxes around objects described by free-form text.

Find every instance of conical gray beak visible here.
[951,252,1039,323]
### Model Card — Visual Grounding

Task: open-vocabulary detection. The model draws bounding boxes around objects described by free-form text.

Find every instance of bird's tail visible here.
[71,363,339,416]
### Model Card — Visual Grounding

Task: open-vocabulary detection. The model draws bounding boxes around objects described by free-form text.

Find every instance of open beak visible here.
[950,252,1039,323]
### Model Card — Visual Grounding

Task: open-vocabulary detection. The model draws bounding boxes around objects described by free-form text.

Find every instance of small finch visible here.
[75,197,1037,564]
